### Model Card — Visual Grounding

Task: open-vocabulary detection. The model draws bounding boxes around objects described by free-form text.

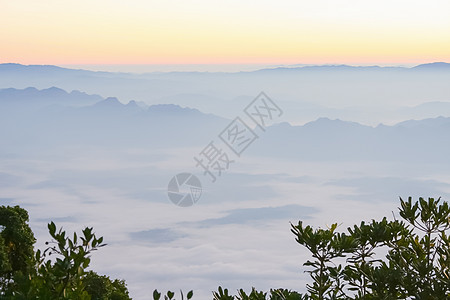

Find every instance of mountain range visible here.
[0,87,227,152]
[1,63,450,123]
[1,86,449,164]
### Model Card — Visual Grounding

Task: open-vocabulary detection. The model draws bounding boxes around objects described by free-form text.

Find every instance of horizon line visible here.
[1,61,449,73]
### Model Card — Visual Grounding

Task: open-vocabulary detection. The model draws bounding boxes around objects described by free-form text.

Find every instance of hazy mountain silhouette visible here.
[250,117,450,163]
[412,62,450,71]
[4,62,448,75]
[397,101,450,119]
[1,86,449,163]
[0,87,103,108]
[1,63,449,122]
[256,62,450,73]
[0,87,228,151]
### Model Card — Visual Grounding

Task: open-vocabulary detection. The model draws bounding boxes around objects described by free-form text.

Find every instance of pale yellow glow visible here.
[1,0,449,65]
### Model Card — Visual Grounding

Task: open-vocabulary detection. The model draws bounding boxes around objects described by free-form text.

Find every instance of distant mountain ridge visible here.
[1,86,449,164]
[0,63,128,77]
[1,62,449,119]
[0,87,217,117]
[0,86,104,107]
[250,116,450,163]
[257,62,450,72]
[412,62,450,70]
[1,62,449,74]
[0,87,229,151]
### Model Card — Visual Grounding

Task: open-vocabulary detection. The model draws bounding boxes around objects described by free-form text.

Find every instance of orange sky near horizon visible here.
[1,0,450,66]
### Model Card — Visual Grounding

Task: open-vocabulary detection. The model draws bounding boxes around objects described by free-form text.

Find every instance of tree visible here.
[291,197,450,299]
[84,271,131,300]
[0,205,36,294]
[28,221,107,299]
[0,205,131,299]
[211,287,304,300]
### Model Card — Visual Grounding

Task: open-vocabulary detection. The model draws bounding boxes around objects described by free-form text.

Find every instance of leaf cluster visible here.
[291,197,450,299]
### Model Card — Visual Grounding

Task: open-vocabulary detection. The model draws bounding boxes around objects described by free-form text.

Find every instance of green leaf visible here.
[153,289,161,300]
[167,290,175,299]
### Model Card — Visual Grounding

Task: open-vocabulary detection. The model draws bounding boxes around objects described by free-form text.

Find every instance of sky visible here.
[1,0,450,67]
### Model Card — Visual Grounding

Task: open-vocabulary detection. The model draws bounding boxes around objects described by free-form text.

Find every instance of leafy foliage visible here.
[0,206,130,299]
[212,287,305,300]
[0,205,36,294]
[84,271,131,300]
[152,289,194,300]
[213,286,235,300]
[31,222,107,298]
[291,197,450,299]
